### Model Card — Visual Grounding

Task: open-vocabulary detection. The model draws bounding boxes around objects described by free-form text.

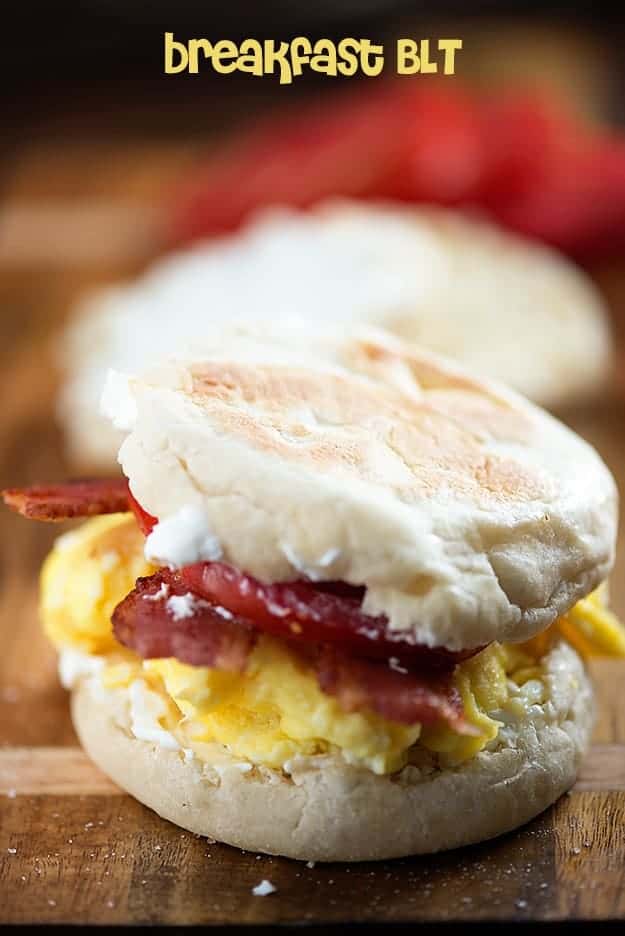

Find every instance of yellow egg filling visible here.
[40,514,625,775]
[40,514,155,654]
[143,639,422,775]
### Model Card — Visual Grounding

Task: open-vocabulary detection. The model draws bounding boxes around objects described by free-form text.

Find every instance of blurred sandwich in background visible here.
[58,200,611,469]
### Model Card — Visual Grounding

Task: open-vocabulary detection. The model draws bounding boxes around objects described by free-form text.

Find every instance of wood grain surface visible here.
[2,111,625,926]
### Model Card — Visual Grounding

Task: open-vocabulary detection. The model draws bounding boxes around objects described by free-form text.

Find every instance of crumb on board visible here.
[252,880,276,897]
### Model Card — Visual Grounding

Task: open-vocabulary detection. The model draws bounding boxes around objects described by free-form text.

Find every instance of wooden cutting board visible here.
[1,140,625,928]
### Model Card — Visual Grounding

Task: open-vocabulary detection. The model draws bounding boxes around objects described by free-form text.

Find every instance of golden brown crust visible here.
[188,346,544,508]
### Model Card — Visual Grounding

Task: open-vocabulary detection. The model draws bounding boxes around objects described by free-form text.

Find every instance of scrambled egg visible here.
[41,514,155,654]
[40,514,625,775]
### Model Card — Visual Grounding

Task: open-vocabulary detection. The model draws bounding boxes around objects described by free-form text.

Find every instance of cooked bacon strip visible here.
[112,569,256,671]
[2,478,130,521]
[181,561,480,670]
[113,570,473,731]
[315,646,474,733]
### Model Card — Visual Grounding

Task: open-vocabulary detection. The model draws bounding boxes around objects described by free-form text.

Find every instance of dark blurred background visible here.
[3,2,625,144]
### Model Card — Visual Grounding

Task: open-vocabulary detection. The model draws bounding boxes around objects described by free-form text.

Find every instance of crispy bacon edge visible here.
[2,478,130,521]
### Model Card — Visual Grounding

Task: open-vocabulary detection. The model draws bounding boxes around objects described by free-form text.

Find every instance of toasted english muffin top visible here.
[104,323,617,650]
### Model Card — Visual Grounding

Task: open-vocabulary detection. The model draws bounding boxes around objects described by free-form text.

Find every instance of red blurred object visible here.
[169,83,410,244]
[373,84,484,205]
[169,82,625,262]
[477,94,625,258]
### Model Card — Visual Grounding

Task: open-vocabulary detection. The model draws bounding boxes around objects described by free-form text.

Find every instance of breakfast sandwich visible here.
[5,324,624,862]
[58,200,611,468]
